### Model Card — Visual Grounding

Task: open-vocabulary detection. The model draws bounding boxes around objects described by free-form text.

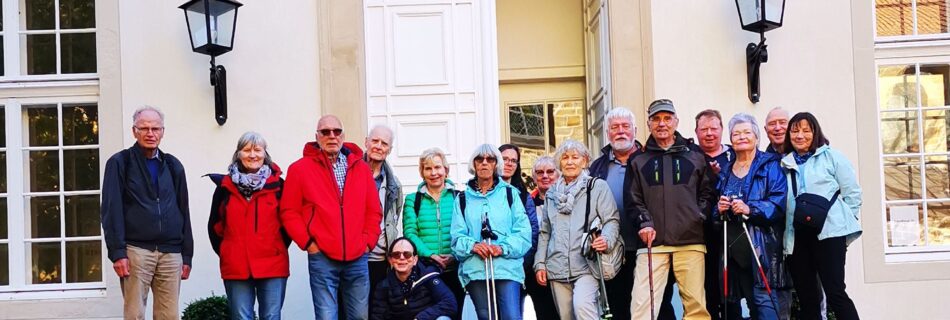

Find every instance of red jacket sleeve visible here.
[279,163,312,250]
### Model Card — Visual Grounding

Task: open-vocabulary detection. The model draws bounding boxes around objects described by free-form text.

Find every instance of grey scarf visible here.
[547,171,592,214]
[229,163,272,199]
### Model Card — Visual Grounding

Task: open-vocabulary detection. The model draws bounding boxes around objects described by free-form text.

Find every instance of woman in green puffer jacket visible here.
[402,147,464,316]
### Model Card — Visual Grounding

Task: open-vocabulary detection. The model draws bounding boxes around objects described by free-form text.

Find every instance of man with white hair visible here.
[764,107,790,155]
[364,124,405,299]
[101,106,193,320]
[588,106,647,320]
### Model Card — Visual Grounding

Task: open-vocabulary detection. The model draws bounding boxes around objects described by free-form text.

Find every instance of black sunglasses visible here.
[474,155,497,164]
[318,128,344,137]
[388,251,414,260]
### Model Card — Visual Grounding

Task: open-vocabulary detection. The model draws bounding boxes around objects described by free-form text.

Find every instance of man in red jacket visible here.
[280,115,383,320]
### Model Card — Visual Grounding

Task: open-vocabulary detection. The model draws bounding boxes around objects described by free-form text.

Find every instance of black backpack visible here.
[413,187,514,218]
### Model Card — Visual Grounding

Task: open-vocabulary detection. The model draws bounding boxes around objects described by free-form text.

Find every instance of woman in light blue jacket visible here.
[781,112,861,320]
[451,143,532,320]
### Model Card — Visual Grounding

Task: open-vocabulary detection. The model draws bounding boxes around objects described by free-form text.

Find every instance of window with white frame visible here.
[875,0,950,258]
[0,0,100,294]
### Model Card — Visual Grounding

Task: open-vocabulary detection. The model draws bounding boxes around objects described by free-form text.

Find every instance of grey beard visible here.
[610,140,634,152]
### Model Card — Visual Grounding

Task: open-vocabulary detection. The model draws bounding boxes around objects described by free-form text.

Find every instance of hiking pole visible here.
[589,227,613,320]
[647,240,655,320]
[740,217,781,314]
[481,213,499,320]
[723,215,729,320]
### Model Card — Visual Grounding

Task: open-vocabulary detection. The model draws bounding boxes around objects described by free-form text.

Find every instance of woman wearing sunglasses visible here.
[370,237,458,320]
[451,143,532,320]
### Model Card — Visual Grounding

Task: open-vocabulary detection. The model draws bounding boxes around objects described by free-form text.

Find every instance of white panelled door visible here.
[364,0,500,190]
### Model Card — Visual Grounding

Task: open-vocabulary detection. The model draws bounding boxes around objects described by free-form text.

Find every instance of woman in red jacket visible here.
[208,132,288,320]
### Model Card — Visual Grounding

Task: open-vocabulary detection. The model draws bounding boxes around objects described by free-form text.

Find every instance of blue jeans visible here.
[750,286,780,320]
[467,280,522,320]
[308,252,369,320]
[224,278,288,320]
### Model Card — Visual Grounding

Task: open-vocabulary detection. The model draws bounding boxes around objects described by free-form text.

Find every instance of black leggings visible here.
[789,228,859,320]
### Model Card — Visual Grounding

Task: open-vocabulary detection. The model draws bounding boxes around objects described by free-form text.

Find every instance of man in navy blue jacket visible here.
[101,106,193,320]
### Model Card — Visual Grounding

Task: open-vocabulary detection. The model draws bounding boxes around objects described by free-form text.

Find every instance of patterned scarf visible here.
[547,171,591,214]
[229,163,272,199]
[793,151,813,166]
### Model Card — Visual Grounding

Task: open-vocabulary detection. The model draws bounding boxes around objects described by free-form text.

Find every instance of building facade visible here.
[0,0,947,319]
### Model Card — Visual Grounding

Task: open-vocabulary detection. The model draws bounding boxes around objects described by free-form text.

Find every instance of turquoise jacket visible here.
[781,145,863,254]
[451,177,532,288]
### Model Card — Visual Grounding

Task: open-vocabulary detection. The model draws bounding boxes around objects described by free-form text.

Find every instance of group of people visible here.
[100,100,863,320]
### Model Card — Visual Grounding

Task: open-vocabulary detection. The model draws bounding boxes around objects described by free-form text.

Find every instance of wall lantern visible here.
[735,0,785,103]
[179,0,242,125]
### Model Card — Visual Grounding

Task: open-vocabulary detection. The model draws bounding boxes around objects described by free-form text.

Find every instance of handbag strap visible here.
[790,169,841,203]
[583,177,598,232]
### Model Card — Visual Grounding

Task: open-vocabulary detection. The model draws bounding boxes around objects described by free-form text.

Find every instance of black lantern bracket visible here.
[746,33,768,103]
[210,56,228,125]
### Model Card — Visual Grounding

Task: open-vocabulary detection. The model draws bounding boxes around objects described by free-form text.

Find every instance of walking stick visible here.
[647,241,655,320]
[589,227,613,320]
[723,217,729,319]
[481,213,499,320]
[740,218,781,314]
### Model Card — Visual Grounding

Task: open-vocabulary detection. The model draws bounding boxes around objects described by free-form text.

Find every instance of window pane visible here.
[65,241,100,283]
[926,156,950,199]
[876,0,914,36]
[881,110,919,154]
[62,104,98,145]
[884,156,922,200]
[29,150,60,192]
[0,152,6,193]
[28,196,60,238]
[24,0,55,30]
[508,104,545,150]
[60,33,96,74]
[23,34,56,75]
[63,149,98,191]
[0,244,7,286]
[916,0,949,35]
[0,106,6,148]
[59,0,95,29]
[552,100,587,147]
[920,64,949,108]
[0,36,4,76]
[65,195,98,237]
[878,65,918,110]
[887,204,924,246]
[923,110,950,153]
[26,106,58,147]
[30,242,60,284]
[0,198,7,239]
[928,202,950,245]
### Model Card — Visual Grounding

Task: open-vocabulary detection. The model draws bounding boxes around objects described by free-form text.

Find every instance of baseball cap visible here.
[647,99,676,117]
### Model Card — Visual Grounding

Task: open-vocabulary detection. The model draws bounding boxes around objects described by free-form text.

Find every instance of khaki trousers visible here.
[631,249,710,320]
[121,246,183,320]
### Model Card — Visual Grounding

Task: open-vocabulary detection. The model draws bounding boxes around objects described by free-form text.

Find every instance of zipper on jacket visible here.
[675,159,681,183]
[157,197,163,234]
[435,195,443,254]
[654,159,660,183]
[340,170,348,261]
[254,199,259,233]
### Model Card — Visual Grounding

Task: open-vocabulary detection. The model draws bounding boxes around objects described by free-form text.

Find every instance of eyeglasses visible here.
[474,156,497,164]
[534,169,556,176]
[502,157,519,165]
[318,128,344,137]
[133,126,164,134]
[388,251,414,260]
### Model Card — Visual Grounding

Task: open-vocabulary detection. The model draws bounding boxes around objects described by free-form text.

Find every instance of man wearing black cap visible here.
[626,99,716,320]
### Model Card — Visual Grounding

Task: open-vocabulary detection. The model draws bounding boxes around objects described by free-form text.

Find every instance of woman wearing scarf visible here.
[208,132,288,320]
[781,113,862,320]
[712,114,787,320]
[534,139,619,320]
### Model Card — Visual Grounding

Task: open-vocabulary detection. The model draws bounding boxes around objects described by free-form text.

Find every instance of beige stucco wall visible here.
[496,0,585,82]
[645,0,950,318]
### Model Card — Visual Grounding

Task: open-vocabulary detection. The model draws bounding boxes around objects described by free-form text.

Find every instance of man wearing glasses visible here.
[280,115,383,320]
[101,106,193,320]
[626,99,716,320]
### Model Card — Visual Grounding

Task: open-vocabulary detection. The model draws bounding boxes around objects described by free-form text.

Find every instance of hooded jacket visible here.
[451,177,532,287]
[403,180,459,259]
[279,142,383,262]
[781,145,862,254]
[534,177,619,281]
[712,151,789,290]
[101,143,193,265]
[207,163,289,280]
[625,132,716,247]
[370,263,458,320]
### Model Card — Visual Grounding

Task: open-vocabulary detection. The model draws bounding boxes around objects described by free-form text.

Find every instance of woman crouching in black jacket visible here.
[371,237,458,320]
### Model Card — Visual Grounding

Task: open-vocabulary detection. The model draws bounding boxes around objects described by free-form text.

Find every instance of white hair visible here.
[468,143,505,176]
[554,139,590,170]
[132,105,165,125]
[728,113,761,141]
[367,124,395,144]
[603,107,637,139]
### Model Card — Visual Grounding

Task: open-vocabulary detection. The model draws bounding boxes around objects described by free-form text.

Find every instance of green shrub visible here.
[182,294,230,320]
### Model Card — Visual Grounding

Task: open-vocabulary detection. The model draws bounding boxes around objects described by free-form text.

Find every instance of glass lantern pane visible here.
[738,0,763,27]
[765,0,784,24]
[61,32,97,74]
[65,240,100,283]
[210,8,235,47]
[59,0,96,29]
[30,242,61,284]
[186,8,209,49]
